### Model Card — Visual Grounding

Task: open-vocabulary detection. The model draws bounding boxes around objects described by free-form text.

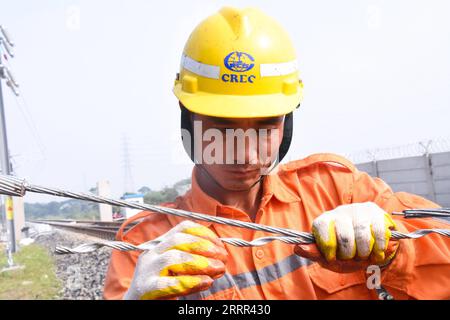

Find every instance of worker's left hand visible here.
[294,202,399,273]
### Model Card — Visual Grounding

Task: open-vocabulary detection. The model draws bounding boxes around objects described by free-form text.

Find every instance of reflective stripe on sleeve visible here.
[180,254,312,299]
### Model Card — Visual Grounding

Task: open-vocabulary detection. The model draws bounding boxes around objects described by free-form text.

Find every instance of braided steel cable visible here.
[55,236,309,254]
[393,208,450,219]
[0,174,313,241]
[55,228,450,254]
[391,229,450,239]
[2,174,450,253]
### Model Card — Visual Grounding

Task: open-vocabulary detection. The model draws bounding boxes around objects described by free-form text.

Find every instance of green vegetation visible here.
[0,244,61,299]
[144,186,179,204]
[24,199,100,220]
[143,177,191,204]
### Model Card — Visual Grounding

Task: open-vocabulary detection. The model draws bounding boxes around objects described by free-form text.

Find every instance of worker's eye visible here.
[260,125,279,130]
[214,127,233,133]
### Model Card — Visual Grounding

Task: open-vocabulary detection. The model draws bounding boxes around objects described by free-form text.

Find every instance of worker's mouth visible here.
[226,167,260,178]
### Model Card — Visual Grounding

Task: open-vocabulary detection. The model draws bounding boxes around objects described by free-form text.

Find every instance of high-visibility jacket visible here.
[103,153,450,300]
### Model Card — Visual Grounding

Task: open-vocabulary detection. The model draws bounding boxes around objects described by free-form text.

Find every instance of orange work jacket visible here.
[103,153,450,300]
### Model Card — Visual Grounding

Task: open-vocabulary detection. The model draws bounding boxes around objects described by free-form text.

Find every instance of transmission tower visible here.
[122,135,135,193]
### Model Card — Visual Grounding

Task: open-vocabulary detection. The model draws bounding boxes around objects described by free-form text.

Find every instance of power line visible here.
[0,37,46,159]
[12,94,46,157]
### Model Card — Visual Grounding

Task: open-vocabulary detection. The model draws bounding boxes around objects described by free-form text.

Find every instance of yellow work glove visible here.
[124,220,227,300]
[295,202,399,273]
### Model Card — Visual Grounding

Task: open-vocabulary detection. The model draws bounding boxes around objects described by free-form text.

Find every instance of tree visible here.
[144,186,179,204]
[138,186,151,194]
[143,177,191,204]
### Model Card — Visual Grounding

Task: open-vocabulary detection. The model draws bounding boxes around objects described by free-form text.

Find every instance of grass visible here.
[0,243,62,299]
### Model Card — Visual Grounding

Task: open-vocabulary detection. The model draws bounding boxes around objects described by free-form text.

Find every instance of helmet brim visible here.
[174,84,302,118]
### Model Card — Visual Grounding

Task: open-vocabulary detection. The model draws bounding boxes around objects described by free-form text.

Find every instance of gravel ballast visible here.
[33,229,112,300]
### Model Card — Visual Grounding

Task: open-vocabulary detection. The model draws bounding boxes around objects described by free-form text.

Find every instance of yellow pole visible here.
[5,196,13,220]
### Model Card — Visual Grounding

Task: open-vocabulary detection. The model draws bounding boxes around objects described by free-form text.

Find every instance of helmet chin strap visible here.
[193,155,280,193]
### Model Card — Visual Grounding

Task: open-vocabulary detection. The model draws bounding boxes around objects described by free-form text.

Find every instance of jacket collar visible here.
[263,165,302,204]
[169,164,301,228]
[187,164,301,212]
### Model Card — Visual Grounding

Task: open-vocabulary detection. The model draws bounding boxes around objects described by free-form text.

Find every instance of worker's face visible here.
[191,114,284,191]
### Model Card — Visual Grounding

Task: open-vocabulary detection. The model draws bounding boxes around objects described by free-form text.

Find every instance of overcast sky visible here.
[1,0,449,202]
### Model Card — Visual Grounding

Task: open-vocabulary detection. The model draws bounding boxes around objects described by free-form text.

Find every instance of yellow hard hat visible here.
[173,6,304,118]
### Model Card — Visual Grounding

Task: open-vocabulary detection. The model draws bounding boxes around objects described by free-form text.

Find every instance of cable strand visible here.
[55,228,450,254]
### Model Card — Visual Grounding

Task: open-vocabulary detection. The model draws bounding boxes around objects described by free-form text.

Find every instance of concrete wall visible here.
[97,180,113,221]
[13,196,25,241]
[356,151,450,207]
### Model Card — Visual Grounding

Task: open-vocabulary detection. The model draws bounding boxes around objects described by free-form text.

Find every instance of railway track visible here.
[30,219,134,240]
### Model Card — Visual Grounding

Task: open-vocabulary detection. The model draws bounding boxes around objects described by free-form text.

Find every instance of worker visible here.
[103,7,450,300]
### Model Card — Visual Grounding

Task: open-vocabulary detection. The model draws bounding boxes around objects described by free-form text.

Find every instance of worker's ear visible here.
[180,102,196,162]
[179,101,195,122]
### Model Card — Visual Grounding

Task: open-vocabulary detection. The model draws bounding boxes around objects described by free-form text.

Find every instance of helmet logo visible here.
[224,51,255,72]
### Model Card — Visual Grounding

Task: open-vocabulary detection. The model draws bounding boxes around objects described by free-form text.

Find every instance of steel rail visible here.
[30,220,119,241]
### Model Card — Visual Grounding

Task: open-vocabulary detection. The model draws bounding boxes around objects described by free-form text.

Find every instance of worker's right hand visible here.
[123,220,228,300]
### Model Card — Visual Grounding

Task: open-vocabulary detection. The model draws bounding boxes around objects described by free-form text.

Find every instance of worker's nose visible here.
[245,136,259,165]
[227,132,259,165]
